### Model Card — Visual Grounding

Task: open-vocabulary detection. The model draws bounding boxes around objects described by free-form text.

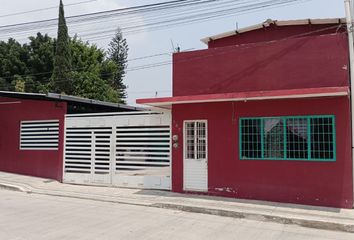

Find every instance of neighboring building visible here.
[137,18,354,208]
[0,91,140,181]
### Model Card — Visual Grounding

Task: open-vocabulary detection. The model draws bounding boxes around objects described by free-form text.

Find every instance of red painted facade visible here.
[173,34,349,96]
[167,24,353,208]
[0,97,66,181]
[172,98,353,208]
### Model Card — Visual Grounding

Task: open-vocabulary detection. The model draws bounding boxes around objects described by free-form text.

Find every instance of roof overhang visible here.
[201,18,346,45]
[137,87,349,109]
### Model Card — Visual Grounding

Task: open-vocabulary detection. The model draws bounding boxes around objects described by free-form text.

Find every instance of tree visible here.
[0,38,29,90]
[0,10,128,104]
[70,36,104,73]
[51,0,72,94]
[0,33,125,102]
[107,28,128,102]
[25,33,55,85]
[71,71,119,102]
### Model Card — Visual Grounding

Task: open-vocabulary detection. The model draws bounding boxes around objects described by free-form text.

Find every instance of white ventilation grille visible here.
[20,120,59,150]
[116,126,170,170]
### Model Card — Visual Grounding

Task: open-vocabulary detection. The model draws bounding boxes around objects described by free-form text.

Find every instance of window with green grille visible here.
[239,115,336,161]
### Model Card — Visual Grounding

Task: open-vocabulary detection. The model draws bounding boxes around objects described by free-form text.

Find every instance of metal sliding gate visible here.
[63,111,171,190]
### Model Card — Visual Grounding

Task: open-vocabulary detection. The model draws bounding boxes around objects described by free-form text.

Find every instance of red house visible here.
[138,18,354,208]
[0,91,139,181]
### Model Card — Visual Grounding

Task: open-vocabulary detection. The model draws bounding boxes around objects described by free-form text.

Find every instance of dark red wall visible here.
[0,97,66,181]
[172,97,353,208]
[173,33,349,96]
[208,24,346,48]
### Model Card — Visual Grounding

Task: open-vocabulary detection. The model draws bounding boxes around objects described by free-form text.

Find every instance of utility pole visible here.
[344,0,354,207]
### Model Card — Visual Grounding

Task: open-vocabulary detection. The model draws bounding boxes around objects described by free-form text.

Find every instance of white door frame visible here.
[183,120,208,192]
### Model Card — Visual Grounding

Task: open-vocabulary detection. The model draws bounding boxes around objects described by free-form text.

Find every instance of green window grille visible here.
[239,115,336,161]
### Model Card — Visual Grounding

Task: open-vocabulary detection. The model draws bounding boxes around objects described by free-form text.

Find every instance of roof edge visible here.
[0,91,144,111]
[201,18,346,45]
[137,87,349,108]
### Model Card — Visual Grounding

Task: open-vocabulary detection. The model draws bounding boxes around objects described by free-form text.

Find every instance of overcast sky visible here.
[0,0,345,105]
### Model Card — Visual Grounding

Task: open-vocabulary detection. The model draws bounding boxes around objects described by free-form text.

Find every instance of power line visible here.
[0,24,343,85]
[0,0,228,40]
[0,0,309,41]
[0,0,98,19]
[128,52,172,62]
[0,0,213,30]
[0,0,242,40]
[81,0,311,42]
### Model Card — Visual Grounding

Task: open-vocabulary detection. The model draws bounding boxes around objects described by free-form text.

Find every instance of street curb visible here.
[152,203,354,233]
[0,183,30,193]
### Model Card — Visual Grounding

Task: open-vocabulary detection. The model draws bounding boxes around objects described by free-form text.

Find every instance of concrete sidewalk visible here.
[0,171,353,233]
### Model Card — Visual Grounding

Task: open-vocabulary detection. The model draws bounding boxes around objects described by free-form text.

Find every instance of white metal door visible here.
[63,120,113,185]
[91,127,113,184]
[183,120,208,192]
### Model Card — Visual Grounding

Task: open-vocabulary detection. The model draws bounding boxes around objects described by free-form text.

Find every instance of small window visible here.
[184,121,207,160]
[240,119,262,159]
[286,118,308,159]
[20,120,60,150]
[264,118,284,159]
[239,116,335,161]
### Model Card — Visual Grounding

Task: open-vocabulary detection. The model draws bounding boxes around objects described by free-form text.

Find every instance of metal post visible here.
[344,0,354,207]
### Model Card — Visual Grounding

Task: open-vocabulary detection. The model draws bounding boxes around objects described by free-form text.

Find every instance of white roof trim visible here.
[201,18,346,44]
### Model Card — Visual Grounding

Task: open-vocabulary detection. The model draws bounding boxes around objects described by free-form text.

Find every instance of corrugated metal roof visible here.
[0,91,144,111]
[200,18,346,44]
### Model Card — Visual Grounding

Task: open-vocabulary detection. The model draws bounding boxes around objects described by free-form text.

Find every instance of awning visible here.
[137,87,349,109]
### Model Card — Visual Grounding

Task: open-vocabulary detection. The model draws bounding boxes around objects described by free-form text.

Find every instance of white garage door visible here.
[63,111,171,190]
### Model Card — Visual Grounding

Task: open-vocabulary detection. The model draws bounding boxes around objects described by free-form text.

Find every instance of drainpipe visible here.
[345,0,354,207]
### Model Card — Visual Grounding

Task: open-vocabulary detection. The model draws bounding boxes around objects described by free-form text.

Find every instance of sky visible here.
[0,0,345,105]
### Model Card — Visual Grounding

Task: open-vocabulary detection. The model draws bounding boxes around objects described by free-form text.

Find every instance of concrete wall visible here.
[0,97,66,181]
[171,97,353,208]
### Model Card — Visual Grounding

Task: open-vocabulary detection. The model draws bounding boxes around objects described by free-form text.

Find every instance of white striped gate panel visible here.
[112,112,171,190]
[63,116,114,185]
[63,111,171,190]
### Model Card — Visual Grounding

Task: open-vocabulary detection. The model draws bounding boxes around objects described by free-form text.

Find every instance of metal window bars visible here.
[240,115,336,161]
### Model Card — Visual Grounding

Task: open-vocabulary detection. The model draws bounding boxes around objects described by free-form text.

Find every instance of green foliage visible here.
[0,4,128,103]
[70,36,104,74]
[0,34,126,102]
[0,38,29,90]
[24,33,55,85]
[108,28,128,102]
[13,75,26,92]
[71,71,119,102]
[51,0,72,94]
